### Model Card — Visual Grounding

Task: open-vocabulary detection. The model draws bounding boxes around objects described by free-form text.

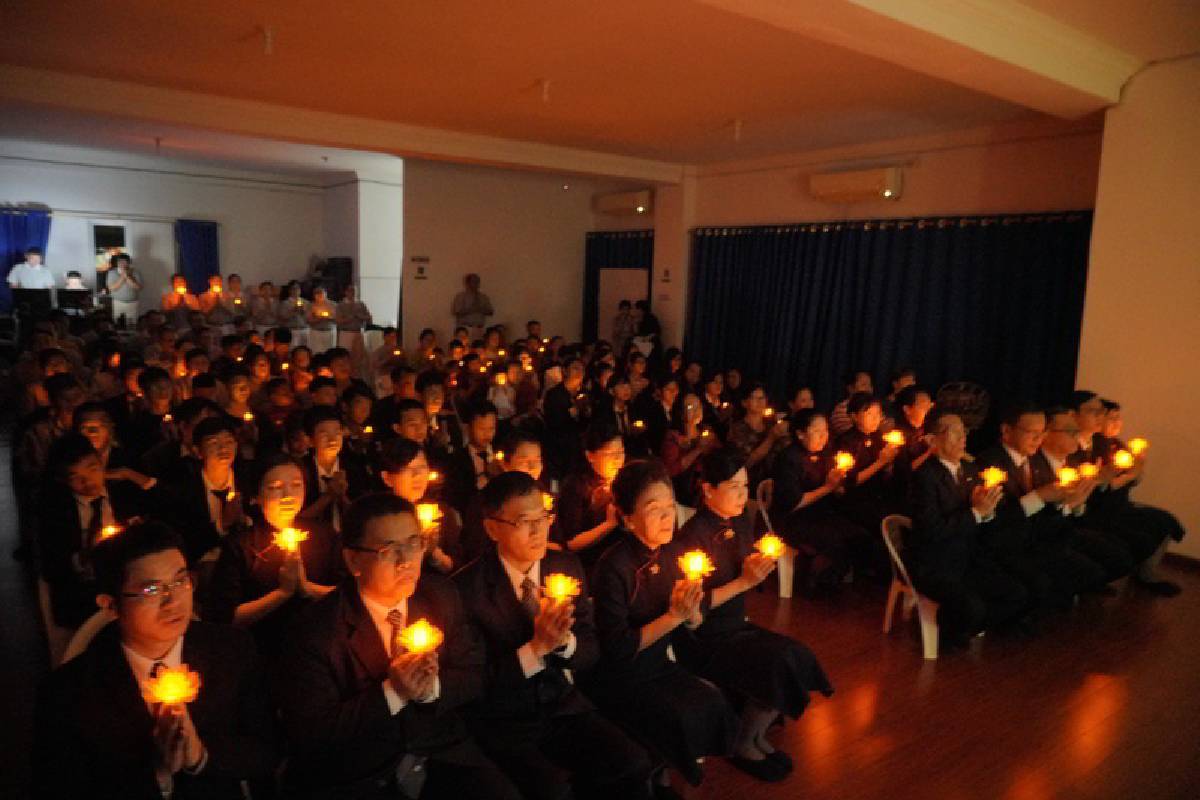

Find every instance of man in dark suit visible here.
[277,493,521,799]
[455,471,655,800]
[907,410,1028,648]
[298,405,374,533]
[38,433,153,631]
[33,521,278,799]
[443,399,501,516]
[542,357,589,480]
[977,403,1107,611]
[140,397,220,480]
[121,366,176,466]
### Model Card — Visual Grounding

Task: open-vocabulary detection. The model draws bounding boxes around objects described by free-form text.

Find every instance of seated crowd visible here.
[10,283,1184,800]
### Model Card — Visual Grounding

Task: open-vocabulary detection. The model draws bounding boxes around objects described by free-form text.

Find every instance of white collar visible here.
[121,635,185,688]
[1041,448,1065,472]
[498,553,540,598]
[201,467,234,493]
[937,456,962,476]
[74,492,108,507]
[1003,444,1027,468]
[316,457,341,479]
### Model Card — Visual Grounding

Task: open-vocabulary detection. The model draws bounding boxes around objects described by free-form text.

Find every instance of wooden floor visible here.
[2,429,1198,799]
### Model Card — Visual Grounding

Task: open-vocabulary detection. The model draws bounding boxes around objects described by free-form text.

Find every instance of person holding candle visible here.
[199,275,234,332]
[454,471,658,800]
[278,492,521,799]
[139,397,219,481]
[726,382,791,494]
[276,281,309,348]
[458,430,552,567]
[631,374,681,458]
[976,402,1108,611]
[443,399,501,515]
[335,284,373,377]
[659,392,718,509]
[219,273,248,319]
[298,405,372,534]
[305,286,338,355]
[829,369,873,437]
[1028,406,1136,585]
[833,392,902,579]
[250,281,279,335]
[36,520,278,798]
[542,356,589,479]
[1069,391,1184,596]
[379,438,465,575]
[121,366,177,472]
[888,385,938,513]
[340,384,377,460]
[205,453,341,661]
[553,422,626,569]
[770,409,863,595]
[699,371,730,442]
[161,274,200,330]
[586,459,736,790]
[907,409,1028,649]
[677,447,833,781]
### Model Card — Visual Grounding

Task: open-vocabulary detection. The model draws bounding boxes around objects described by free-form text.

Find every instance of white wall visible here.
[402,159,601,347]
[0,141,326,304]
[1077,57,1200,559]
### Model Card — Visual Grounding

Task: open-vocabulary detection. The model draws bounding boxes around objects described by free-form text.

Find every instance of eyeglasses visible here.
[487,515,554,533]
[121,574,193,602]
[347,538,426,565]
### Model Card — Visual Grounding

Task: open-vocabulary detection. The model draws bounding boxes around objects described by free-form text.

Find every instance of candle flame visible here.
[835,451,855,471]
[981,466,1007,489]
[1128,438,1148,456]
[1112,450,1135,470]
[143,666,201,706]
[498,349,507,357]
[678,550,715,581]
[242,411,255,422]
[363,425,374,435]
[1058,467,1080,487]
[416,503,442,530]
[226,488,237,502]
[701,429,711,438]
[272,527,309,553]
[544,573,581,603]
[163,414,173,423]
[282,362,290,371]
[212,286,222,294]
[393,349,402,356]
[495,374,507,386]
[397,619,443,654]
[764,408,775,417]
[428,470,440,482]
[320,310,330,317]
[538,346,546,353]
[884,430,906,446]
[756,534,785,559]
[633,420,645,429]
[494,451,505,462]
[542,492,556,512]
[1079,462,1100,479]
[523,364,534,372]
[99,524,122,541]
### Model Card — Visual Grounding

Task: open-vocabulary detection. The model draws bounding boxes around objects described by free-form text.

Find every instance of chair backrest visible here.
[756,478,774,510]
[880,514,916,587]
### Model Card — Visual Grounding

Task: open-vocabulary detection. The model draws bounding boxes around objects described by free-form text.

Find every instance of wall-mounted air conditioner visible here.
[808,167,902,203]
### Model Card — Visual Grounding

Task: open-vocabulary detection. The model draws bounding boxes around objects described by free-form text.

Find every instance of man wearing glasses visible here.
[278,492,520,799]
[33,521,277,798]
[454,471,656,800]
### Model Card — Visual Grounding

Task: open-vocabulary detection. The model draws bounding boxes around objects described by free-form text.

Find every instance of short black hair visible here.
[303,405,342,435]
[310,376,338,395]
[1069,390,1098,410]
[378,437,423,473]
[463,399,498,424]
[498,429,541,455]
[481,470,540,516]
[48,432,99,482]
[999,400,1044,428]
[175,397,219,427]
[611,459,671,515]
[847,392,880,415]
[896,385,930,411]
[26,246,44,256]
[925,407,960,435]
[841,369,869,389]
[192,415,238,447]
[252,452,303,495]
[390,363,416,383]
[92,520,187,598]
[700,445,746,487]
[274,327,293,345]
[1101,398,1120,412]
[45,373,83,405]
[137,366,172,393]
[583,421,622,453]
[342,492,415,548]
[415,370,445,393]
[788,408,825,434]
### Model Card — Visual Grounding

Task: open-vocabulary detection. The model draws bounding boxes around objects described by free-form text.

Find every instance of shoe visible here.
[1135,579,1182,597]
[727,755,789,782]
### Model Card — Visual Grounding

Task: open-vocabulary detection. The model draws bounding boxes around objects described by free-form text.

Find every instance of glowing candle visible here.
[416,503,441,531]
[393,349,402,357]
[835,451,855,471]
[479,366,487,374]
[428,470,441,482]
[272,527,309,554]
[363,425,374,435]
[543,338,550,345]
[764,408,775,418]
[1058,467,1080,487]
[99,524,122,541]
[678,550,715,581]
[981,466,1007,489]
[542,492,556,512]
[1112,450,1135,470]
[296,300,303,308]
[633,420,646,430]
[163,413,174,423]
[494,450,506,462]
[720,402,730,410]
[883,430,906,446]
[756,534,786,559]
[498,349,507,357]
[523,364,534,372]
[544,573,581,603]
[320,310,330,318]
[143,665,201,706]
[108,353,121,369]
[233,298,242,305]
[700,428,712,439]
[236,356,244,362]
[175,286,186,295]
[397,619,443,655]
[242,411,255,422]
[212,285,222,294]
[226,488,237,502]
[1128,438,1149,456]
[1079,463,1100,479]
[495,374,507,386]
[282,362,290,371]
[576,393,586,401]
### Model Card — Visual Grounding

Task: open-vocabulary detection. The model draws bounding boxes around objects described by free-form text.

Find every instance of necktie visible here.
[87,497,105,546]
[150,660,166,679]
[1018,460,1032,493]
[386,608,406,657]
[211,489,230,530]
[520,577,541,619]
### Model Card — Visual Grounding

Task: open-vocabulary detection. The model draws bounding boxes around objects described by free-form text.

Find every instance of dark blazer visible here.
[300,450,374,521]
[908,458,984,581]
[37,481,151,628]
[443,445,485,516]
[976,445,1037,554]
[160,461,254,564]
[33,621,277,800]
[453,549,597,723]
[277,575,487,793]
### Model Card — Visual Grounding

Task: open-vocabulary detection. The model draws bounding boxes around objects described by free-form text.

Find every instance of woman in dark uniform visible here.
[679,446,834,782]
[552,422,625,569]
[586,459,735,790]
[834,392,902,578]
[204,453,342,661]
[770,409,865,595]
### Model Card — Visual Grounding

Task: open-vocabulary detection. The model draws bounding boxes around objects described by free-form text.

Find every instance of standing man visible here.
[105,253,143,327]
[451,273,494,342]
[7,246,56,289]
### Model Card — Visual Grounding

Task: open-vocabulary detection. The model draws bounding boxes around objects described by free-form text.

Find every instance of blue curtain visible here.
[685,212,1092,411]
[174,219,220,294]
[583,230,654,342]
[0,208,52,312]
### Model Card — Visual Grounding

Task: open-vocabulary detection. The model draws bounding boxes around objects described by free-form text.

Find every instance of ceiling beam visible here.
[694,0,1142,118]
[0,65,684,184]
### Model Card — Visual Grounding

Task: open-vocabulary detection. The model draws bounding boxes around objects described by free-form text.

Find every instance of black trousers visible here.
[422,755,524,800]
[915,563,1028,640]
[474,709,655,800]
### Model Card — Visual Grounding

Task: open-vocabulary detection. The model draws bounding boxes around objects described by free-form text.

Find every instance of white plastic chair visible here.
[61,609,118,664]
[880,514,940,660]
[755,479,797,598]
